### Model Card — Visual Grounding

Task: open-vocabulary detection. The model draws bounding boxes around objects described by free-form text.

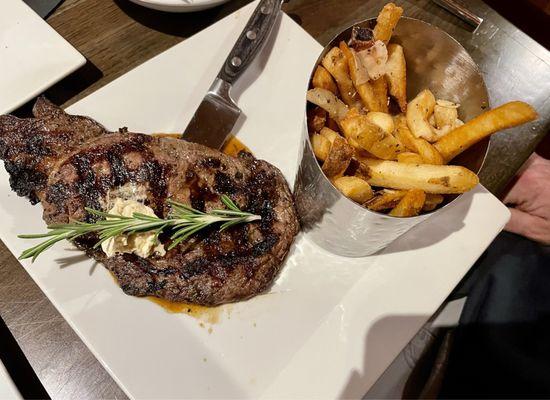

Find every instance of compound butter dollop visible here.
[101,198,166,258]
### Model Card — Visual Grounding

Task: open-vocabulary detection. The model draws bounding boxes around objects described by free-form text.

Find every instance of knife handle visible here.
[217,0,283,85]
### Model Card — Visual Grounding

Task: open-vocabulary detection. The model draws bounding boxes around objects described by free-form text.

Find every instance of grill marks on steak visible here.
[0,98,299,306]
[0,97,107,203]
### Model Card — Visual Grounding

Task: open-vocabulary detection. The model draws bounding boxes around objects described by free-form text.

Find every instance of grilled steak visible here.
[0,98,299,306]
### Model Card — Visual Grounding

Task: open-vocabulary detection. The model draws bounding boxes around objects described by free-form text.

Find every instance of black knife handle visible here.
[217,0,283,85]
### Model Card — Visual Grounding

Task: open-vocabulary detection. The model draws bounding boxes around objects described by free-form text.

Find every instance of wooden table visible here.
[1,0,549,398]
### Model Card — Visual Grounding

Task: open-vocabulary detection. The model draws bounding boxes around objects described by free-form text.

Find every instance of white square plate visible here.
[0,2,509,398]
[0,0,85,114]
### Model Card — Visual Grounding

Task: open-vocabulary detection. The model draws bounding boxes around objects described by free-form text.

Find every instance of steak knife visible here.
[182,0,284,149]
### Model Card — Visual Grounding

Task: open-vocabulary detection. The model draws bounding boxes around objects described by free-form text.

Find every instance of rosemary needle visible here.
[18,195,261,262]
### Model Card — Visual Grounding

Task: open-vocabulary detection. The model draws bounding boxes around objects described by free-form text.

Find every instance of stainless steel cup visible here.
[294,17,490,257]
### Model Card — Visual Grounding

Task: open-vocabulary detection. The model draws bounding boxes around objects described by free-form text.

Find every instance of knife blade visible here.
[182,0,283,149]
[23,0,63,18]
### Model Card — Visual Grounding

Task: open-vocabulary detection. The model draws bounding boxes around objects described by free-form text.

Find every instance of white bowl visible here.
[128,0,231,13]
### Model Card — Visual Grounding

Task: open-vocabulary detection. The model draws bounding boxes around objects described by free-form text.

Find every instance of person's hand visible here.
[503,153,550,245]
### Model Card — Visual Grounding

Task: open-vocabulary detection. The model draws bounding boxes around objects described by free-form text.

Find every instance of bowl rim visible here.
[303,16,490,220]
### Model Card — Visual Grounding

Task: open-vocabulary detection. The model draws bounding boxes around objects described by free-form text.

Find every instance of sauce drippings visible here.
[143,133,249,320]
[147,297,223,324]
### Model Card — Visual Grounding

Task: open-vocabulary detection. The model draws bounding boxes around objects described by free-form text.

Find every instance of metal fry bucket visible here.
[294,17,490,257]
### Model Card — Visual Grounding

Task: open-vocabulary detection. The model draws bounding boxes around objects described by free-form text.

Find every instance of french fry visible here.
[397,152,424,164]
[389,189,426,217]
[385,44,407,112]
[339,41,381,112]
[341,112,403,159]
[366,111,395,134]
[434,100,459,128]
[320,127,340,144]
[322,47,358,107]
[395,115,444,165]
[407,89,437,142]
[322,136,354,178]
[311,134,331,161]
[364,189,406,211]
[312,65,339,95]
[334,176,374,203]
[423,193,444,212]
[307,88,349,121]
[357,158,479,194]
[372,77,389,113]
[434,101,538,162]
[307,106,326,133]
[373,3,403,44]
[340,109,375,148]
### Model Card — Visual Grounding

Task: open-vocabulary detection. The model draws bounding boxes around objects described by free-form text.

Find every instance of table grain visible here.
[1,0,549,398]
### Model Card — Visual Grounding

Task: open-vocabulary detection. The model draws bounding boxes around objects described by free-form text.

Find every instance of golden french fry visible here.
[385,44,407,112]
[434,100,459,128]
[407,89,437,142]
[322,47,358,107]
[322,136,354,178]
[366,111,395,134]
[357,158,479,194]
[395,115,444,165]
[339,41,381,112]
[434,101,538,162]
[423,193,444,212]
[307,106,326,133]
[340,109,374,148]
[307,88,349,121]
[397,152,424,164]
[364,189,406,211]
[319,127,340,144]
[342,112,403,160]
[334,176,374,203]
[312,65,339,95]
[373,3,403,44]
[389,189,426,217]
[372,76,389,113]
[311,134,331,161]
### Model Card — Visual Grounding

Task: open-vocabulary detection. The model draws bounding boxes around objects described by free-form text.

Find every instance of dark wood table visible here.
[1,0,549,398]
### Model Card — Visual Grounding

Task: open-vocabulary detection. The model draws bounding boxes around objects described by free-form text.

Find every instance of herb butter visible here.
[101,199,166,258]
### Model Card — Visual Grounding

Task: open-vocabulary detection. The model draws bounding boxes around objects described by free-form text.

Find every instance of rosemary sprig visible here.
[18,195,261,262]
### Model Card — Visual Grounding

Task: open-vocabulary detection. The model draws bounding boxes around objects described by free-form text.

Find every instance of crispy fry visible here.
[339,41,381,112]
[373,3,403,44]
[397,152,424,164]
[321,47,358,107]
[341,112,403,159]
[307,88,349,121]
[307,106,326,133]
[322,136,354,178]
[407,89,437,142]
[311,134,331,161]
[434,101,538,162]
[319,127,340,144]
[423,193,444,212]
[434,100,459,128]
[312,65,339,95]
[385,44,407,112]
[366,111,395,134]
[334,176,374,203]
[357,158,479,194]
[395,115,444,165]
[389,189,426,217]
[364,189,406,211]
[372,76,389,113]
